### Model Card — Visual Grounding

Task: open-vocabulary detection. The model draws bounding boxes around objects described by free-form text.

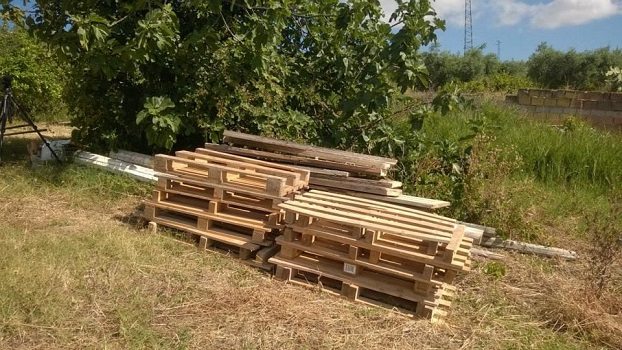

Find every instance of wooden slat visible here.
[203,143,388,177]
[312,174,402,188]
[290,195,455,235]
[145,208,259,249]
[223,130,397,168]
[195,147,310,184]
[176,150,303,188]
[145,197,272,231]
[280,201,453,243]
[310,188,451,210]
[303,191,456,227]
[269,254,443,306]
[309,177,402,196]
[293,165,350,177]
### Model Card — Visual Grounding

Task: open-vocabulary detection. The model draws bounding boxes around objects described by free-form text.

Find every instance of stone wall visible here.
[506,89,622,130]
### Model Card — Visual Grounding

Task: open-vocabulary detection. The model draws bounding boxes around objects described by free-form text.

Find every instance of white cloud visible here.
[495,0,622,29]
[379,0,466,26]
[380,0,622,29]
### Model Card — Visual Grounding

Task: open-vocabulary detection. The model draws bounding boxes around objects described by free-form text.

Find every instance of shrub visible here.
[16,1,444,153]
[0,28,67,121]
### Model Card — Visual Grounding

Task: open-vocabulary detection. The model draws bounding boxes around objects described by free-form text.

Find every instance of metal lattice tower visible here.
[464,0,473,54]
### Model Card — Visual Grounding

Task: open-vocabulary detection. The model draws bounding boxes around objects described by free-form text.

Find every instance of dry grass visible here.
[0,132,619,349]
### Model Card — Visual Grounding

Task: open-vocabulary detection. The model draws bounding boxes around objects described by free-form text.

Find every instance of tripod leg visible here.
[0,95,9,163]
[10,95,62,164]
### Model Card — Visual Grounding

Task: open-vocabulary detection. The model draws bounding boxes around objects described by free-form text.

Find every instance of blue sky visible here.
[382,0,622,60]
[7,0,622,61]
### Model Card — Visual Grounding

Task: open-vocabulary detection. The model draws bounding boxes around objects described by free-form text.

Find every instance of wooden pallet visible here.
[148,189,282,228]
[275,233,467,285]
[278,192,472,269]
[278,221,471,273]
[269,254,454,322]
[280,191,458,245]
[156,173,293,211]
[143,197,275,246]
[147,221,267,267]
[154,152,301,197]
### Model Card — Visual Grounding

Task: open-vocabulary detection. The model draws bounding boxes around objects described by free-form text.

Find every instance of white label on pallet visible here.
[343,263,357,275]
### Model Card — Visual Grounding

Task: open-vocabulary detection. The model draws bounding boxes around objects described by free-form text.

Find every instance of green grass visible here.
[0,124,620,349]
[423,103,622,190]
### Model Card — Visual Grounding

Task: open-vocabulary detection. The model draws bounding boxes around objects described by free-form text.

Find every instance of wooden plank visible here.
[157,177,284,213]
[311,188,451,210]
[176,150,303,189]
[480,237,578,260]
[145,209,260,248]
[195,147,310,183]
[289,195,455,235]
[309,177,402,196]
[303,190,455,226]
[444,226,465,263]
[202,143,388,177]
[223,130,397,168]
[292,165,350,177]
[75,151,157,183]
[280,201,453,243]
[145,195,274,231]
[109,149,154,169]
[312,174,401,188]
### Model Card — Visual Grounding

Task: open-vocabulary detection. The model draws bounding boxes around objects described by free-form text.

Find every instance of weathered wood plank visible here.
[309,177,402,196]
[223,130,397,168]
[203,143,388,176]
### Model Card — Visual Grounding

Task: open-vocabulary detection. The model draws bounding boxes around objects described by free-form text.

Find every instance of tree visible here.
[0,27,67,121]
[527,43,622,90]
[1,0,444,154]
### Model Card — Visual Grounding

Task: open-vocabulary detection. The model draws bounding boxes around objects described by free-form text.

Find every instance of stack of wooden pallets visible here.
[268,190,472,322]
[143,148,309,268]
[203,130,451,210]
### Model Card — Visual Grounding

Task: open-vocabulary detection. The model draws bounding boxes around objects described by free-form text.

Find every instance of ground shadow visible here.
[112,202,149,230]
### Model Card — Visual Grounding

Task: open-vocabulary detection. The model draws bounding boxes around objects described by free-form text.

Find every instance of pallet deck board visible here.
[308,177,403,196]
[178,149,308,189]
[223,130,397,169]
[279,201,455,244]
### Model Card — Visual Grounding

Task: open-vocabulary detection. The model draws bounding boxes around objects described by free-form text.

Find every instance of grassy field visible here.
[0,116,620,349]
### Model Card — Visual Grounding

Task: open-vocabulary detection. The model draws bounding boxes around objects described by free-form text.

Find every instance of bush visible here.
[18,1,444,153]
[0,28,67,121]
[455,73,536,94]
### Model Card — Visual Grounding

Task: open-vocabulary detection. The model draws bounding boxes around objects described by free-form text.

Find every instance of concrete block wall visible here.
[508,89,622,130]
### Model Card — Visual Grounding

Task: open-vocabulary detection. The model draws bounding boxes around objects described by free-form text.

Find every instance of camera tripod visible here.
[0,75,61,163]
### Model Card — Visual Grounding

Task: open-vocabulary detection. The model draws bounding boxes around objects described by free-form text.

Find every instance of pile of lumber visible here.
[203,130,450,211]
[142,148,309,268]
[136,134,477,321]
[269,190,472,323]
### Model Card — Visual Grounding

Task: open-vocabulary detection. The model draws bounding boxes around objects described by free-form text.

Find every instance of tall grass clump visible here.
[423,103,622,191]
[493,113,622,190]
